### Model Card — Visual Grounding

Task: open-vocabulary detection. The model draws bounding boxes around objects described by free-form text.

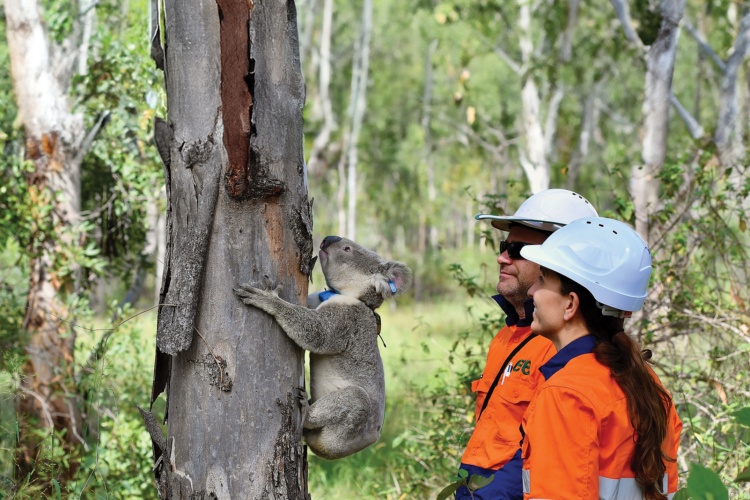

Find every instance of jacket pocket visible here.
[486,378,535,446]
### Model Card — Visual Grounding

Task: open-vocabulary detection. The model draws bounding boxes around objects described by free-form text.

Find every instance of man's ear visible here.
[563,291,580,321]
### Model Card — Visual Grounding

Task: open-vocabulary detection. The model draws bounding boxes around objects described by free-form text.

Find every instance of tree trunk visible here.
[518,0,551,194]
[422,39,438,250]
[5,0,87,480]
[715,13,750,167]
[629,0,686,244]
[146,1,312,498]
[344,0,372,241]
[306,0,336,176]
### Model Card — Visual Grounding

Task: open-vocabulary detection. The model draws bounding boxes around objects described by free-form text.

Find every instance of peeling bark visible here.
[149,0,311,497]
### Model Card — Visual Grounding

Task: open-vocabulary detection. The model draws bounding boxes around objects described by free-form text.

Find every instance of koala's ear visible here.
[377,261,412,297]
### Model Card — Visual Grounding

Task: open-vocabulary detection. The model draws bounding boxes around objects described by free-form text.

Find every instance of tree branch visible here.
[609,0,643,47]
[472,28,521,75]
[75,110,111,164]
[683,20,726,72]
[670,93,704,139]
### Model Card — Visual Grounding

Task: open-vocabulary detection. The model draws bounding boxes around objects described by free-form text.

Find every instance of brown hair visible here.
[556,271,674,500]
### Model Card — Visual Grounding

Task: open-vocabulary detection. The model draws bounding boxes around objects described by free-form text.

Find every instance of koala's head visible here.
[318,236,412,310]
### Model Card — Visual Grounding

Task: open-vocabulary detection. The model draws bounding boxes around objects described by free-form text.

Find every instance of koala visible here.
[234,236,412,460]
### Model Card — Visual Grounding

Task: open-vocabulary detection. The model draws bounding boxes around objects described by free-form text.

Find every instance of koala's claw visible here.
[234,283,259,298]
[295,387,309,429]
[261,275,274,292]
[295,387,310,405]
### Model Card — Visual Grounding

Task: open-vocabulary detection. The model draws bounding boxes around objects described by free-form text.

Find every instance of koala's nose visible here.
[320,236,342,250]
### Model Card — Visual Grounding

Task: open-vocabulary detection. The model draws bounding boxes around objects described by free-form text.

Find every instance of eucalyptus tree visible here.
[143,0,313,497]
[5,0,92,479]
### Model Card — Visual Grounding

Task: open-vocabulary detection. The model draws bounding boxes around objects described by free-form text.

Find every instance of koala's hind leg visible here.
[303,386,380,459]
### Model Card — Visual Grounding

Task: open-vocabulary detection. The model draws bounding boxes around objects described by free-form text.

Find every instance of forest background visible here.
[1,0,749,498]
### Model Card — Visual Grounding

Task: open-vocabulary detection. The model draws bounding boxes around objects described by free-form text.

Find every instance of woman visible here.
[518,217,682,499]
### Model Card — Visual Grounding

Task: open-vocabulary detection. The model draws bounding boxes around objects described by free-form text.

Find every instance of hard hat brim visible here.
[520,244,647,312]
[475,214,566,233]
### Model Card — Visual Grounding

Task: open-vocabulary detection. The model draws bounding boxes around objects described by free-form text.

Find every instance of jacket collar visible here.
[539,334,597,381]
[492,294,535,327]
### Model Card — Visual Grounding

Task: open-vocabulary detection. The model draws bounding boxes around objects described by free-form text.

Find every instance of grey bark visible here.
[611,0,701,146]
[684,20,726,72]
[148,0,312,498]
[630,0,686,243]
[715,13,750,166]
[306,0,336,175]
[344,0,373,240]
[566,82,601,189]
[422,39,438,250]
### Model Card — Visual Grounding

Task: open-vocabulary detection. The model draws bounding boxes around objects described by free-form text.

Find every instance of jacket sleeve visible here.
[666,401,683,495]
[522,386,600,500]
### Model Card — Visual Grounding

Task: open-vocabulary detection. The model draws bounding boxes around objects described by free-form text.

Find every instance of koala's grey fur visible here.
[234,236,412,460]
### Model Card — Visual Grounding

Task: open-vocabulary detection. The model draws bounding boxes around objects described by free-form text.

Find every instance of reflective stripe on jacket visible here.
[521,336,682,499]
[457,296,555,499]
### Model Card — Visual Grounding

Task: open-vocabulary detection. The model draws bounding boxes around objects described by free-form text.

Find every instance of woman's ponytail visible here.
[558,274,674,500]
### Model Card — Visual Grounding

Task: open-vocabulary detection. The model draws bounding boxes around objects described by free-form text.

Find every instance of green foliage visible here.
[437,468,494,500]
[632,0,663,46]
[1,0,749,496]
[687,463,729,500]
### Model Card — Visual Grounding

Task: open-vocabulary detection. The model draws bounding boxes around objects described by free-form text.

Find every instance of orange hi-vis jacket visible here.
[457,296,555,499]
[521,335,682,500]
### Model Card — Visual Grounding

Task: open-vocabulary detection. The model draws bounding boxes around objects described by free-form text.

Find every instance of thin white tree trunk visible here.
[77,0,96,76]
[518,0,550,193]
[630,0,686,243]
[306,0,335,175]
[5,0,86,478]
[422,39,438,249]
[337,139,347,235]
[345,0,372,240]
[566,82,599,189]
[715,13,750,166]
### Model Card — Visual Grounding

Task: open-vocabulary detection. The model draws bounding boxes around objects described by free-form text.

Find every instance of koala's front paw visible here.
[234,283,265,306]
[234,281,283,314]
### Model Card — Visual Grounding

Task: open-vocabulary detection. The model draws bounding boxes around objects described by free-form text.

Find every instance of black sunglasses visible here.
[499,240,533,260]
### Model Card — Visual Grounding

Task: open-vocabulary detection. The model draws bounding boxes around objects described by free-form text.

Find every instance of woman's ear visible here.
[563,291,580,321]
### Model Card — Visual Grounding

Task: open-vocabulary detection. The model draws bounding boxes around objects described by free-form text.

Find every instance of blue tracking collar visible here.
[318,280,397,303]
[318,289,340,302]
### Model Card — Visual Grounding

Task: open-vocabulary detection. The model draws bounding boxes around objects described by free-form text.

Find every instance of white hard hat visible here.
[520,217,651,313]
[475,189,598,232]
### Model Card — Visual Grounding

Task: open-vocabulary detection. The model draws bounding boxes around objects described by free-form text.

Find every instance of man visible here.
[455,189,598,500]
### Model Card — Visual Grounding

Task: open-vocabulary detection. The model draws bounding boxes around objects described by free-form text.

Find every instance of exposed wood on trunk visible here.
[5,0,87,480]
[149,0,311,497]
